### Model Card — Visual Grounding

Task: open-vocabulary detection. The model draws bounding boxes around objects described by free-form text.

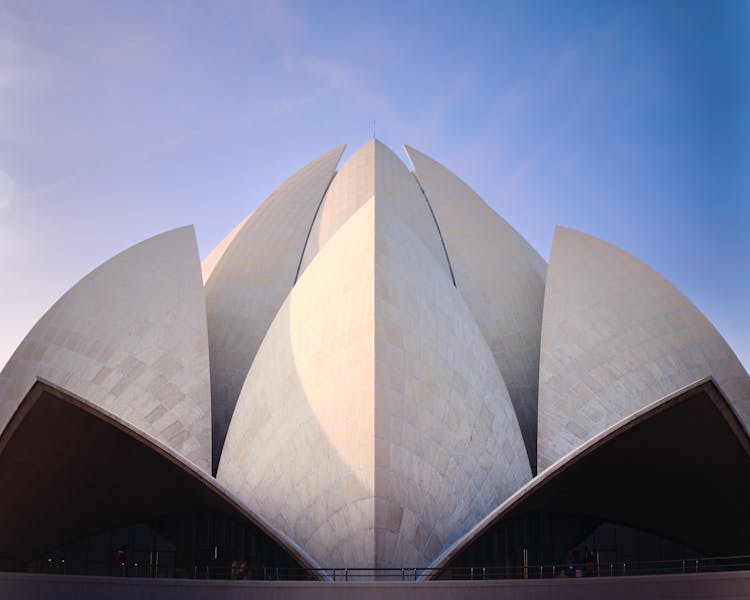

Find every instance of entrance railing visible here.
[5,554,750,581]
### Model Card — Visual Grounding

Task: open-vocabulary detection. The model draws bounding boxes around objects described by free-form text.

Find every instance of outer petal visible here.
[0,226,211,471]
[404,145,546,472]
[537,227,750,469]
[430,378,750,574]
[217,196,530,568]
[0,379,318,572]
[205,145,345,472]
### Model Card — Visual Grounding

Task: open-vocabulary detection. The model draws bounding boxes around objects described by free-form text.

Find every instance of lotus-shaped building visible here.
[1,140,749,579]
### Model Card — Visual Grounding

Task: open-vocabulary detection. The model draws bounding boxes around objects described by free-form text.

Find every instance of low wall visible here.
[1,571,749,600]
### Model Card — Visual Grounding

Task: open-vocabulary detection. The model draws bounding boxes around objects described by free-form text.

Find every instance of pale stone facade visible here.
[204,145,344,471]
[537,227,750,470]
[217,198,377,567]
[0,227,211,471]
[217,197,530,568]
[299,140,451,280]
[2,140,746,572]
[404,145,546,472]
[372,199,530,567]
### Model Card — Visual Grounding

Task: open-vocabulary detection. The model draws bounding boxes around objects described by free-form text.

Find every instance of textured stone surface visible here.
[205,145,344,472]
[298,140,450,280]
[4,137,745,576]
[537,227,750,470]
[217,198,377,568]
[373,199,531,567]
[218,196,530,569]
[404,145,546,472]
[0,227,211,471]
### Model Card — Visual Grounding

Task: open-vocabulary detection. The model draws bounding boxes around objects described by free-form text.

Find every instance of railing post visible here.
[470,567,474,580]
[414,568,417,581]
[522,548,528,579]
[401,568,405,581]
[483,566,486,580]
[695,560,698,573]
[682,560,685,574]
[345,568,348,581]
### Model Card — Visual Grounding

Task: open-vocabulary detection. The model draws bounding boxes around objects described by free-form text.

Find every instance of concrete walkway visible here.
[1,571,750,600]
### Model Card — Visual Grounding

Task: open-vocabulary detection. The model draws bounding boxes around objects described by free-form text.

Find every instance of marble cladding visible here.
[373,199,531,567]
[4,138,746,571]
[217,198,377,567]
[0,227,212,471]
[298,140,451,281]
[537,227,750,469]
[405,145,546,472]
[218,196,531,569]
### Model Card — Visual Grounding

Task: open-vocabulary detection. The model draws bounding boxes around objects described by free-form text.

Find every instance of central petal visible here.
[216,144,531,569]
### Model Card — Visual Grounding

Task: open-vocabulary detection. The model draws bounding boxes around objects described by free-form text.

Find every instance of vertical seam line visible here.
[294,170,338,284]
[412,172,457,287]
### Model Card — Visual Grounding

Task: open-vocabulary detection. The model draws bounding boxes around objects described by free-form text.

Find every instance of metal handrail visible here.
[4,554,750,581]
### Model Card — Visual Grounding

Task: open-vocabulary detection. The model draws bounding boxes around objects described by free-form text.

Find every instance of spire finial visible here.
[373,120,376,140]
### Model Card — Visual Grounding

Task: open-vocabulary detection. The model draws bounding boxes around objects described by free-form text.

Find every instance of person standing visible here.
[114,545,127,576]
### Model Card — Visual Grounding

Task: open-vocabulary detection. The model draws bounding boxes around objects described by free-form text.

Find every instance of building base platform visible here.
[2,571,750,600]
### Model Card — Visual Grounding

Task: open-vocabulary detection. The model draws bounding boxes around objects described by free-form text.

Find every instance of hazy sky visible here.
[0,0,748,370]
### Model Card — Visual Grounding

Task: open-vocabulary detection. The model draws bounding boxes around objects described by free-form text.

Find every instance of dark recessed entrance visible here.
[435,379,750,578]
[0,381,309,578]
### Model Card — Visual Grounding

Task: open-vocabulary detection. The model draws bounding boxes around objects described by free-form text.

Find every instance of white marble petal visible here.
[0,226,212,471]
[537,226,750,469]
[218,195,531,568]
[298,140,451,280]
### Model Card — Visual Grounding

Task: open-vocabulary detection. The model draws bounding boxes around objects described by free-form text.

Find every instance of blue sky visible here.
[0,0,748,369]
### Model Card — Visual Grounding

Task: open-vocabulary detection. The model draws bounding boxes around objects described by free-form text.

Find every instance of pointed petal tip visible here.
[328,143,347,159]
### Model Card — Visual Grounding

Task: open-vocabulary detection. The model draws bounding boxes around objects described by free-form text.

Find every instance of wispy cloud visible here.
[0,170,14,210]
[283,55,389,111]
[131,89,327,162]
[447,39,602,202]
[496,80,601,198]
[15,174,76,204]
